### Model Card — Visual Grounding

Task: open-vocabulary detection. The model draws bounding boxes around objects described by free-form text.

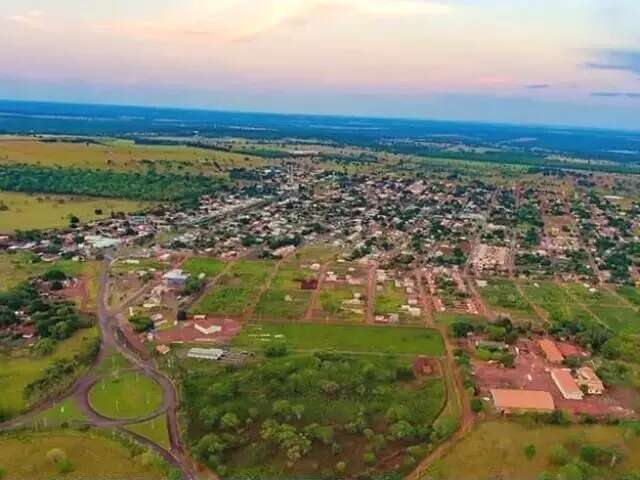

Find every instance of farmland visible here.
[233,323,445,356]
[0,191,149,233]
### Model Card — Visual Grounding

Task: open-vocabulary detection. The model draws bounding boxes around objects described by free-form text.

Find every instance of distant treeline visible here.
[0,164,223,201]
[410,150,640,175]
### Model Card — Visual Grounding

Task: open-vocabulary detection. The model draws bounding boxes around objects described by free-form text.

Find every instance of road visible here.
[0,257,198,480]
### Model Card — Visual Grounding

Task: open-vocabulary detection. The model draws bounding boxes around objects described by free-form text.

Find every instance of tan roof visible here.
[491,389,555,412]
[551,368,583,398]
[539,339,564,363]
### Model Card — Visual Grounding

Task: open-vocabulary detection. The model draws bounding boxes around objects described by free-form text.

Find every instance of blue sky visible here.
[1,0,639,129]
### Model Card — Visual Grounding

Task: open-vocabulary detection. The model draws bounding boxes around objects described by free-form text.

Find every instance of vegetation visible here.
[182,352,445,477]
[88,371,163,419]
[233,323,445,356]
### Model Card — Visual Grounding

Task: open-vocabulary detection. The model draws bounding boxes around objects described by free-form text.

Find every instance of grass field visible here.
[88,371,163,420]
[254,261,314,321]
[0,430,167,479]
[0,191,149,233]
[478,279,535,320]
[191,260,275,316]
[30,397,87,428]
[617,286,640,307]
[233,323,445,356]
[125,415,171,451]
[0,252,86,290]
[375,281,406,315]
[182,256,226,279]
[424,421,640,480]
[522,281,596,324]
[0,136,266,176]
[0,327,98,418]
[317,285,366,322]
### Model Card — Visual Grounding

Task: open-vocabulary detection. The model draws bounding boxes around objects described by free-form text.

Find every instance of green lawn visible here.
[425,421,640,480]
[0,191,149,233]
[88,371,163,419]
[0,430,168,479]
[233,323,445,356]
[0,327,98,418]
[125,415,171,451]
[182,256,226,279]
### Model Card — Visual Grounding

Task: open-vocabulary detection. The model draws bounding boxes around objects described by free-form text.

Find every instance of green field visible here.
[0,252,86,291]
[30,397,87,428]
[478,279,535,319]
[182,256,226,279]
[0,191,149,233]
[425,421,640,480]
[0,430,168,479]
[125,415,171,451]
[522,281,596,324]
[233,323,445,356]
[88,371,164,420]
[191,260,275,316]
[254,261,314,320]
[375,281,406,315]
[0,327,98,418]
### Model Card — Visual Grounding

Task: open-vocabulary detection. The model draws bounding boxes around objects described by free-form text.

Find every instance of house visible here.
[194,319,223,336]
[187,347,224,360]
[163,269,189,288]
[576,367,605,395]
[551,368,584,400]
[491,389,555,413]
[539,339,564,364]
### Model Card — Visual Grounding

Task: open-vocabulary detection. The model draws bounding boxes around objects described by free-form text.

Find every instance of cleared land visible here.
[0,430,168,479]
[424,421,640,480]
[0,191,149,232]
[191,260,275,316]
[0,327,98,417]
[88,371,163,419]
[233,323,445,356]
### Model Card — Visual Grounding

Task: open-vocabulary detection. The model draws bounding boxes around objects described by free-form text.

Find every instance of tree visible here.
[43,269,67,281]
[470,397,483,413]
[129,315,154,333]
[33,338,57,356]
[220,413,240,430]
[388,421,416,441]
[450,321,474,338]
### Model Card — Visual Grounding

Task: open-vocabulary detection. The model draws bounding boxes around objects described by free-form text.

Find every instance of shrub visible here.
[523,444,537,460]
[57,458,74,474]
[470,397,483,413]
[363,452,376,465]
[335,461,347,473]
[548,444,570,466]
[264,343,288,357]
[46,448,67,464]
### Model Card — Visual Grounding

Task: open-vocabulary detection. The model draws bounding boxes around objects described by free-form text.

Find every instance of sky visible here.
[1,0,639,129]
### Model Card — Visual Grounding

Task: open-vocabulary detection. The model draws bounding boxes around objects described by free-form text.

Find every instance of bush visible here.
[57,458,74,474]
[264,343,288,357]
[129,315,153,333]
[548,444,570,466]
[470,397,483,413]
[523,444,537,460]
[363,451,376,465]
[335,461,347,473]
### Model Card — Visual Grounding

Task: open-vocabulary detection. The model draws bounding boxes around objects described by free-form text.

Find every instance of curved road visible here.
[0,257,197,480]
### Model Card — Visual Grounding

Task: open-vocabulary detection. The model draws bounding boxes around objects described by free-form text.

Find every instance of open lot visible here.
[233,323,445,356]
[311,261,368,323]
[0,430,169,479]
[0,191,149,233]
[191,260,276,317]
[125,414,171,451]
[521,281,596,325]
[424,420,640,480]
[478,279,536,321]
